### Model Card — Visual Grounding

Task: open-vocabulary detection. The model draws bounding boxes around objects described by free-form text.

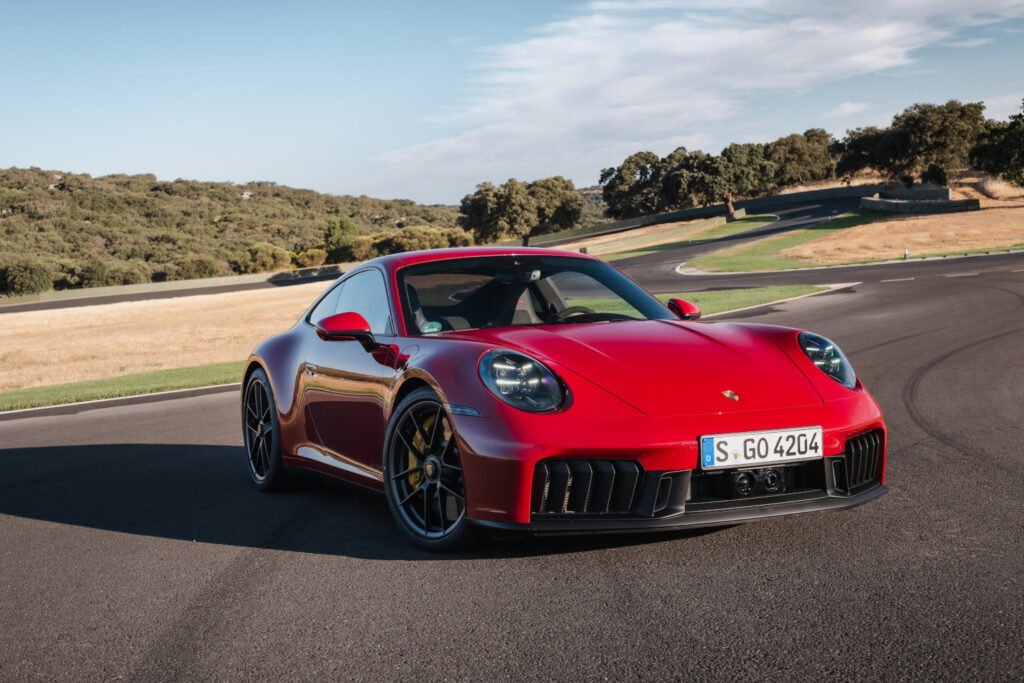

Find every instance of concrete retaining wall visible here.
[880,187,951,201]
[859,196,980,214]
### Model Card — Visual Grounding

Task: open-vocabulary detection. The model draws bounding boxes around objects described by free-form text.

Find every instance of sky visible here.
[2,1,1023,204]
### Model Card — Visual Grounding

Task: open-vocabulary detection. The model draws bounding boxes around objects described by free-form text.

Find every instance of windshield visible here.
[397,255,674,335]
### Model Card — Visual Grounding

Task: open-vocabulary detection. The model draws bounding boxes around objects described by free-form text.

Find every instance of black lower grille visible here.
[835,430,883,491]
[532,460,644,515]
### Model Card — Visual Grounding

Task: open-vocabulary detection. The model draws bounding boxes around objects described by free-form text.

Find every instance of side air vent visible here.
[833,430,883,492]
[532,460,643,515]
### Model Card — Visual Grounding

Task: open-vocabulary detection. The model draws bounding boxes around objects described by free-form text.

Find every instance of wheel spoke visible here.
[429,405,443,450]
[391,465,422,480]
[439,483,465,501]
[396,428,424,460]
[399,484,422,507]
[409,409,431,449]
[257,438,269,475]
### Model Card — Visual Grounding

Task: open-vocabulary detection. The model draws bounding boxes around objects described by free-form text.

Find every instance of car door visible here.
[304,268,398,476]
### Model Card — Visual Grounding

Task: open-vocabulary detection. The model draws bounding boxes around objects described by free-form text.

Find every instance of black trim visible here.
[472,482,887,535]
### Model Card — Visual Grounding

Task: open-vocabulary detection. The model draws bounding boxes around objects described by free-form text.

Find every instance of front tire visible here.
[383,387,478,551]
[242,367,288,491]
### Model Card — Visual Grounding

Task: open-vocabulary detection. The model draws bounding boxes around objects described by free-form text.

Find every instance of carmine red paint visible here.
[245,247,886,532]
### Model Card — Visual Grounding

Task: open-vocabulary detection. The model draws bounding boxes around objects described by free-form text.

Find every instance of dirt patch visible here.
[0,282,326,391]
[780,207,1024,265]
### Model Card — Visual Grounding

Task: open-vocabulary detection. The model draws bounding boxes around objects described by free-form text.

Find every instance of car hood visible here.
[446,320,823,417]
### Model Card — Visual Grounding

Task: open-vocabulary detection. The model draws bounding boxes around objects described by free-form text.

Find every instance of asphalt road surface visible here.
[2,246,1023,679]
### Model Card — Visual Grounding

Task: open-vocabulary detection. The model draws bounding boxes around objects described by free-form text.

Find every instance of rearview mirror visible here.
[316,311,376,350]
[667,298,701,321]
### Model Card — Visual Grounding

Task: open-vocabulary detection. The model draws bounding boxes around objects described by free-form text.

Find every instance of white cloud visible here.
[945,37,995,47]
[379,1,1024,200]
[825,102,870,119]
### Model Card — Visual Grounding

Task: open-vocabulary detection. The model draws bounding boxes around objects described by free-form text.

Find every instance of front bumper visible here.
[472,480,887,535]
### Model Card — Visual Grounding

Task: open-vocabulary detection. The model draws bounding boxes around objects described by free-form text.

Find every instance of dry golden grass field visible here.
[0,282,325,392]
[781,207,1024,265]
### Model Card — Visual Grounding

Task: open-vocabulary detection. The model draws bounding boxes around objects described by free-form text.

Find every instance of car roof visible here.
[364,246,597,275]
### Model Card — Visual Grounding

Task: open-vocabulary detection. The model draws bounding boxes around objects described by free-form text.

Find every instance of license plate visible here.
[700,426,823,470]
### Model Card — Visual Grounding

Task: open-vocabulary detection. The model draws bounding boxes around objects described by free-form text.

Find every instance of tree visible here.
[972,99,1024,186]
[490,179,538,243]
[839,101,988,183]
[525,176,582,245]
[599,151,662,218]
[659,148,712,210]
[696,143,776,210]
[767,129,835,187]
[458,177,582,245]
[457,182,499,241]
[835,126,901,179]
[890,100,986,182]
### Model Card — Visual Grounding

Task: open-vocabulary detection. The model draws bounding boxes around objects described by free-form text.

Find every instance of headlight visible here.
[799,332,857,389]
[479,350,564,413]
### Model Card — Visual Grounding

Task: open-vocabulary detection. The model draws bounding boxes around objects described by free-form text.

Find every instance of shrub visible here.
[348,236,379,261]
[371,226,475,255]
[3,260,53,295]
[107,263,151,285]
[175,255,230,280]
[294,248,328,268]
[235,243,292,274]
[78,261,110,287]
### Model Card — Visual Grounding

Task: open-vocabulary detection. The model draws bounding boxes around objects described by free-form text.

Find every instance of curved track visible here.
[2,231,1023,679]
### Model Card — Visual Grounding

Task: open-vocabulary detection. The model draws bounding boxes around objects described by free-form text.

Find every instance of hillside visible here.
[0,167,461,294]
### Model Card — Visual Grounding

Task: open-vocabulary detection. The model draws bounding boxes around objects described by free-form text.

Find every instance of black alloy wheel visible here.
[243,368,287,491]
[384,388,476,550]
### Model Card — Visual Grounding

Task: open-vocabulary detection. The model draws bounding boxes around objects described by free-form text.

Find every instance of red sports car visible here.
[243,247,887,550]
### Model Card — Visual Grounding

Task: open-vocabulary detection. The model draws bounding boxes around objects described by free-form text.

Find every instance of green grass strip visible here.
[0,361,245,412]
[688,211,882,272]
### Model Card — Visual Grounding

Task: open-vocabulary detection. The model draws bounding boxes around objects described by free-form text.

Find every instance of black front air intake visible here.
[832,430,883,493]
[532,460,643,515]
[531,460,689,518]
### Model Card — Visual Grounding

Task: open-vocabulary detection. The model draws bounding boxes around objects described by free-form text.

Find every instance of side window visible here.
[308,282,343,325]
[334,270,392,335]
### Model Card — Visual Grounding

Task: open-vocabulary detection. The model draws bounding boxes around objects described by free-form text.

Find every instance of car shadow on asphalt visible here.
[0,443,724,561]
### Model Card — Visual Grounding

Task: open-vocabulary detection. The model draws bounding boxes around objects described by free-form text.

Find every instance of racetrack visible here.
[2,238,1023,678]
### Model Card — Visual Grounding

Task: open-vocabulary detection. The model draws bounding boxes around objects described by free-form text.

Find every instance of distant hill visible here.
[0,167,461,293]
